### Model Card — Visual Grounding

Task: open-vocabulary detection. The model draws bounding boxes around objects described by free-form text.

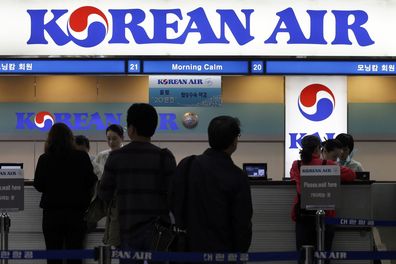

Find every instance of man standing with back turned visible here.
[98,103,176,262]
[170,115,253,253]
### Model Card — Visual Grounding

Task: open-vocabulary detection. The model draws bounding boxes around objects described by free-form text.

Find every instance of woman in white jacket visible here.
[94,124,124,179]
[93,124,124,247]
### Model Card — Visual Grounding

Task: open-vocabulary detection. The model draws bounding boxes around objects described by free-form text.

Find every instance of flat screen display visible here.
[243,163,267,180]
[0,163,23,169]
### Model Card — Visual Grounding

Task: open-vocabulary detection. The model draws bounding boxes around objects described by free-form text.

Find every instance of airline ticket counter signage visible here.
[0,168,24,211]
[149,76,221,107]
[285,76,347,175]
[300,165,340,210]
[0,0,394,57]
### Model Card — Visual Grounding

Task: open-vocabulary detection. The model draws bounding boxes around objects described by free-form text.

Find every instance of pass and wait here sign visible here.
[0,168,24,211]
[300,165,340,211]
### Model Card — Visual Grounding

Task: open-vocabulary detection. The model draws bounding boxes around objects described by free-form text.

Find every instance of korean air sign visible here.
[0,0,392,56]
[15,111,179,131]
[285,76,347,176]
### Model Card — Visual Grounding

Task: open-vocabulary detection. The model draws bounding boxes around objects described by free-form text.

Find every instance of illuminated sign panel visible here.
[267,61,396,75]
[149,75,221,107]
[285,76,347,176]
[0,0,393,56]
[143,61,248,74]
[0,60,124,74]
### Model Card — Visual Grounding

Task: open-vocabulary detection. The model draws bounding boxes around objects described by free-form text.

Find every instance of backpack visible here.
[294,159,327,219]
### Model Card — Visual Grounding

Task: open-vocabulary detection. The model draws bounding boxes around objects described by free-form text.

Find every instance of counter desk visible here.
[4,181,374,264]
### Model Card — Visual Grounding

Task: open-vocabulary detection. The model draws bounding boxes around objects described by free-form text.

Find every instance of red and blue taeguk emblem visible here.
[297,83,335,122]
[34,111,55,129]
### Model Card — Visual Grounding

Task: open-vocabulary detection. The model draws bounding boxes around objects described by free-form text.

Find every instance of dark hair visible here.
[321,139,342,153]
[74,135,90,150]
[106,124,124,138]
[300,135,321,163]
[335,133,354,152]
[45,123,75,155]
[208,116,240,151]
[127,103,158,138]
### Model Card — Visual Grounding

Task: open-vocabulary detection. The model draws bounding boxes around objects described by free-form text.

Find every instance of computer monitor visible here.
[355,171,370,181]
[243,163,267,180]
[0,163,23,169]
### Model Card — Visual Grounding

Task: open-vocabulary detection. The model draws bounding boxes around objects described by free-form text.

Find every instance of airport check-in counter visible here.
[6,181,374,264]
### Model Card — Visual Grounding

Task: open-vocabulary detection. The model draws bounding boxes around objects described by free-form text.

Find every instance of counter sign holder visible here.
[0,163,24,264]
[300,165,340,264]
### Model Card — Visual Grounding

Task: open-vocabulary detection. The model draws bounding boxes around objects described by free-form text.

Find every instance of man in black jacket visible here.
[170,115,253,252]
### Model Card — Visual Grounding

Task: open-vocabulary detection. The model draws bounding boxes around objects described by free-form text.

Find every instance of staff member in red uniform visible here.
[290,135,356,264]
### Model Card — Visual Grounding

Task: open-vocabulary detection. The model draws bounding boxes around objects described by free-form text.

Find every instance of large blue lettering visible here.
[73,113,90,130]
[103,113,123,127]
[265,8,326,44]
[54,113,73,128]
[88,112,106,130]
[15,113,35,129]
[266,7,374,46]
[265,8,309,44]
[175,8,220,44]
[27,10,70,45]
[331,10,374,46]
[108,9,150,44]
[289,132,335,149]
[217,9,254,45]
[158,113,178,130]
[150,9,183,43]
[289,133,307,149]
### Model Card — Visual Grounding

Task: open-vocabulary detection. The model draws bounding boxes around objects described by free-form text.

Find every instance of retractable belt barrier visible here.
[0,249,396,262]
[325,217,396,227]
[0,217,394,262]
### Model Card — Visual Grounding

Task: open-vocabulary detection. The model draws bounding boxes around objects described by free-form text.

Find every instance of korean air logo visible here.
[67,6,109,47]
[28,6,109,47]
[34,111,55,129]
[298,84,335,122]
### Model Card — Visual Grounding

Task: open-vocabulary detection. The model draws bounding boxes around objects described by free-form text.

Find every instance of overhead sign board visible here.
[149,75,221,107]
[143,61,248,74]
[267,61,396,75]
[0,60,125,74]
[0,0,394,56]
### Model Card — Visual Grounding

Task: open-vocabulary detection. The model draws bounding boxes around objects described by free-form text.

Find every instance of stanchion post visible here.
[316,209,325,264]
[302,245,314,264]
[0,212,10,264]
[97,246,111,264]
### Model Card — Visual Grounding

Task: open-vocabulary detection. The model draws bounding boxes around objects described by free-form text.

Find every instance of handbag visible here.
[102,196,120,247]
[150,218,177,251]
[84,183,107,231]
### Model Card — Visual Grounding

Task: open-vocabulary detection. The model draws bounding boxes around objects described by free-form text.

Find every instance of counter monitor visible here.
[243,163,267,180]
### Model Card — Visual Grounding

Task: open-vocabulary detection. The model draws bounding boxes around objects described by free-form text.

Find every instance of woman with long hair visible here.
[34,123,97,264]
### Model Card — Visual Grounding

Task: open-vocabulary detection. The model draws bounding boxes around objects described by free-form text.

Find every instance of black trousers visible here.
[42,209,87,264]
[295,216,335,264]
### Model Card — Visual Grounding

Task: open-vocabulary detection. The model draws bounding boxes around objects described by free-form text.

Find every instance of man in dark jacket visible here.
[170,115,253,252]
[98,103,176,262]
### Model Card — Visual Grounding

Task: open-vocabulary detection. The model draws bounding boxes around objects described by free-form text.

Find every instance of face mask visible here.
[337,150,354,165]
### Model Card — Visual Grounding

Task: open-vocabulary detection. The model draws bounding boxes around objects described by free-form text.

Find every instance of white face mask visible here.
[337,150,354,165]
